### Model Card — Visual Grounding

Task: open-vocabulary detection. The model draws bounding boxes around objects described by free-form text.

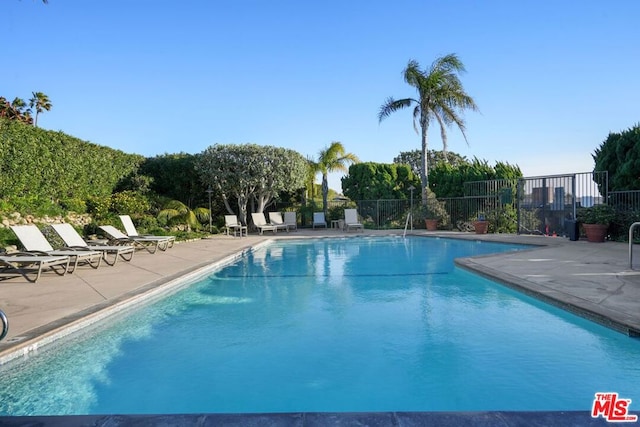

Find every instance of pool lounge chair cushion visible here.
[251,213,278,235]
[283,211,298,231]
[119,215,176,248]
[224,215,248,237]
[99,225,170,254]
[268,212,293,232]
[10,225,103,272]
[50,223,135,266]
[344,209,364,232]
[312,212,327,229]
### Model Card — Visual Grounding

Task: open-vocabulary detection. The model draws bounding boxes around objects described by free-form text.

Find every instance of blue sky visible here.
[4,1,639,192]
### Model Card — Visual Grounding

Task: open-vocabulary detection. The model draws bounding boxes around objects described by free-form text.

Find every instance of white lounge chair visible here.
[119,215,176,249]
[0,253,70,282]
[344,209,364,232]
[312,212,327,229]
[283,211,297,231]
[251,213,278,235]
[10,225,102,273]
[224,215,247,237]
[268,212,292,232]
[50,223,135,266]
[99,225,169,254]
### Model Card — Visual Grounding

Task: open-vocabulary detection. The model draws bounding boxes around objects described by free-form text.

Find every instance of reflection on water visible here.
[1,236,638,415]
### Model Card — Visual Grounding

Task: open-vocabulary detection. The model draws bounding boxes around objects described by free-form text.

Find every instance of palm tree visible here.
[157,200,210,232]
[378,54,478,204]
[29,91,52,127]
[303,156,319,206]
[0,97,32,124]
[315,142,359,217]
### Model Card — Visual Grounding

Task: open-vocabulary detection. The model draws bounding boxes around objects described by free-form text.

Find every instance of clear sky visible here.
[4,0,639,192]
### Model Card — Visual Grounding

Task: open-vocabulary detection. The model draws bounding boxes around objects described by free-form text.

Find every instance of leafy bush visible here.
[133,215,159,233]
[60,198,87,214]
[110,191,150,216]
[0,118,144,212]
[86,195,112,221]
[0,228,19,248]
[327,202,356,221]
[608,208,640,242]
[577,204,616,225]
[485,204,518,233]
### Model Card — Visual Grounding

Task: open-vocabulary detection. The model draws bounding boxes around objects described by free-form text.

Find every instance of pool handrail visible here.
[403,212,411,237]
[0,309,8,341]
[629,222,640,269]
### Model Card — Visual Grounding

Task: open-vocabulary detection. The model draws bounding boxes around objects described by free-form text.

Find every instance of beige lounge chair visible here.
[251,213,278,235]
[283,211,297,231]
[10,225,102,273]
[50,223,135,266]
[312,212,327,229]
[344,209,364,232]
[224,215,248,237]
[99,225,170,254]
[268,212,292,232]
[119,215,176,249]
[0,253,70,282]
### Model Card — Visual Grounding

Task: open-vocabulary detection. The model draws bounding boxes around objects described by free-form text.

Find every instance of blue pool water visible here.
[0,236,639,415]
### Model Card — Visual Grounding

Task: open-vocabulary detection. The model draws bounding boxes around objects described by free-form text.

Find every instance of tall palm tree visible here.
[29,91,52,127]
[315,141,359,217]
[304,156,319,205]
[378,53,478,204]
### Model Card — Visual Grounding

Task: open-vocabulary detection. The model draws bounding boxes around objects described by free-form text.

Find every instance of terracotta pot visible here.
[425,219,438,231]
[473,220,488,234]
[583,223,608,242]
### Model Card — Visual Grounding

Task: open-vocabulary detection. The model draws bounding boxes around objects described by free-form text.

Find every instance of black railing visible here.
[0,309,8,341]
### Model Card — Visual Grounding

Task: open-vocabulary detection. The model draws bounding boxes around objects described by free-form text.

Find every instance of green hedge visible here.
[0,119,144,213]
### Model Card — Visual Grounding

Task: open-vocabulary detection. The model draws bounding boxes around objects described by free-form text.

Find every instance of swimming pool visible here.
[0,236,639,415]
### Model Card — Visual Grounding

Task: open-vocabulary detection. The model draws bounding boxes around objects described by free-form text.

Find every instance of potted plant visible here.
[576,204,615,242]
[422,189,448,231]
[473,213,489,234]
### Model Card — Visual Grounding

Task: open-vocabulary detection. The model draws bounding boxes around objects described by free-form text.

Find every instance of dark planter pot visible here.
[425,219,438,231]
[473,221,488,234]
[583,223,608,242]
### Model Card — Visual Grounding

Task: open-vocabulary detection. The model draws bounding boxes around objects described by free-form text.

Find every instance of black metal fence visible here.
[516,172,608,236]
[274,171,612,235]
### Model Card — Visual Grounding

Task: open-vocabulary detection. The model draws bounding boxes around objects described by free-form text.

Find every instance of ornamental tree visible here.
[195,144,308,224]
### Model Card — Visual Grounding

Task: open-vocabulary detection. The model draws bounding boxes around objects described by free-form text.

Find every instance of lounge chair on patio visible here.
[0,253,70,282]
[268,212,293,232]
[10,225,102,273]
[224,215,248,237]
[312,212,327,229]
[344,209,364,232]
[99,225,170,254]
[283,211,298,231]
[251,213,278,235]
[50,223,135,266]
[119,215,176,249]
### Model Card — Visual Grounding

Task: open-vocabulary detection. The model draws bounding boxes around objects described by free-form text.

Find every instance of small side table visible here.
[331,220,340,229]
